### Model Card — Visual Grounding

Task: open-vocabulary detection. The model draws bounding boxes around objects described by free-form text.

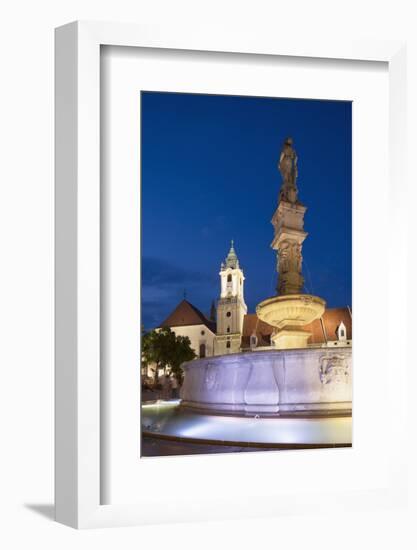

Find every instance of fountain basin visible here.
[180,348,351,416]
[141,401,352,448]
[256,294,326,349]
[256,294,326,329]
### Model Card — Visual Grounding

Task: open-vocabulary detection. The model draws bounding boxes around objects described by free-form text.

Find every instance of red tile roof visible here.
[159,300,216,332]
[317,307,352,341]
[240,315,273,348]
[241,306,352,348]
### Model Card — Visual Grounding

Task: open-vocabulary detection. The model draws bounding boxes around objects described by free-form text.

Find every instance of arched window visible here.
[227,274,232,283]
[226,326,230,333]
[337,321,347,342]
[226,341,231,349]
[199,343,206,358]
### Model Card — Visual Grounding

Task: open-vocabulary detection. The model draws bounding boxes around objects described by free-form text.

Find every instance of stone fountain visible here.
[256,137,326,349]
[178,138,351,422]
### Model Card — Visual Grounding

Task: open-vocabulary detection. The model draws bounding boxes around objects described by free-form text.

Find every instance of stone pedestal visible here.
[255,194,326,349]
[271,200,307,295]
[271,328,311,349]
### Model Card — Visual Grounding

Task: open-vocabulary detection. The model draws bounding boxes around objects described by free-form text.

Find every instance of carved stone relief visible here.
[319,354,349,385]
[205,363,219,391]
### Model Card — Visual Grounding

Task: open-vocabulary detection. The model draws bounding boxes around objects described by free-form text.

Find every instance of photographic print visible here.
[140,91,352,457]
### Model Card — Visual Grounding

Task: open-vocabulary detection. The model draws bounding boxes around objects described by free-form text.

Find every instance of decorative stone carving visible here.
[278,137,298,204]
[294,243,302,273]
[277,241,303,285]
[204,363,217,390]
[277,270,305,296]
[277,241,290,272]
[319,354,349,385]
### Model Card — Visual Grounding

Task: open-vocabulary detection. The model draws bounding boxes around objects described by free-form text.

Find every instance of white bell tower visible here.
[215,241,247,354]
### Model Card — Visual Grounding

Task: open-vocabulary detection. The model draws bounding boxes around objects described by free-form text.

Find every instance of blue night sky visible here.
[141,91,352,330]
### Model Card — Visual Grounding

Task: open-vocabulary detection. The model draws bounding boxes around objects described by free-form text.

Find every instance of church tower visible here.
[215,241,247,354]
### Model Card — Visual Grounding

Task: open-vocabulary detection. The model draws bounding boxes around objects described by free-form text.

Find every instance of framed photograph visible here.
[55,21,407,528]
[139,90,353,457]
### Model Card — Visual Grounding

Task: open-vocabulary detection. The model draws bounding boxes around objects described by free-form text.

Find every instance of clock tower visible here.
[215,241,247,354]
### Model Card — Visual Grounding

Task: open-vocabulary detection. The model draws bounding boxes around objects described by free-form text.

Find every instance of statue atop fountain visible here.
[278,136,299,204]
[256,137,326,349]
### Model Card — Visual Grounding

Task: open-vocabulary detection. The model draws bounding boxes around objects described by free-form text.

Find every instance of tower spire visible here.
[209,299,216,321]
[224,239,239,269]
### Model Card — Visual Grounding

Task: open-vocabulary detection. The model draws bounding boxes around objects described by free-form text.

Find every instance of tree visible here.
[168,334,197,384]
[141,327,196,385]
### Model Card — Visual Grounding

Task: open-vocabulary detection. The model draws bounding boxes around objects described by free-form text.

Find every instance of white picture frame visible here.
[55,21,407,529]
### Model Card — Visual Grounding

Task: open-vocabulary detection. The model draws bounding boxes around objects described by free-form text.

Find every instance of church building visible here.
[159,299,217,358]
[153,241,352,363]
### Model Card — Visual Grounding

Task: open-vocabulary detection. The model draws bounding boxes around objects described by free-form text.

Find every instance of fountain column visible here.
[256,138,326,349]
[272,200,307,296]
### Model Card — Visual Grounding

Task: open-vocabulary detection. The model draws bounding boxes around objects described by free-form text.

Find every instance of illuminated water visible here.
[142,400,352,446]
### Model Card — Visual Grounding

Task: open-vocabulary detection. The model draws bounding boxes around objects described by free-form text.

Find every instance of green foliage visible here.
[141,327,196,384]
